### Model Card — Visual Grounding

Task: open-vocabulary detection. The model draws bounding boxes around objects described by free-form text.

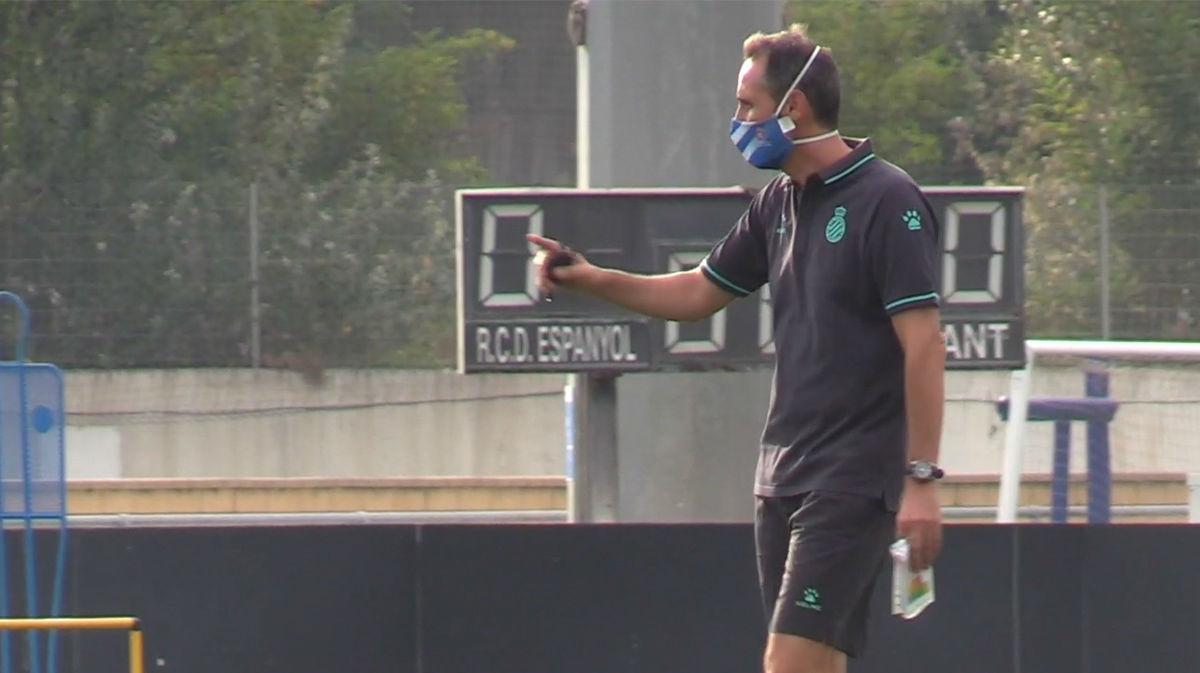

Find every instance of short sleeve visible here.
[700,188,770,298]
[867,182,941,315]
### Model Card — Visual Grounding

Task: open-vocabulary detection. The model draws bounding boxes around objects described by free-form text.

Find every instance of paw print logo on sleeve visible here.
[902,209,922,231]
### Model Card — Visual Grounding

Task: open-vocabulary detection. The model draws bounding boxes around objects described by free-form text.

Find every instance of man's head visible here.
[736,24,840,131]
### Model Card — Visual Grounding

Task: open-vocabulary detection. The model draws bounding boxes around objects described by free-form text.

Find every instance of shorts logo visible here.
[903,209,922,230]
[797,587,823,612]
[825,206,847,243]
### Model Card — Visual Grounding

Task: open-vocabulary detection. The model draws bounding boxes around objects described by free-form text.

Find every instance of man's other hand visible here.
[897,481,943,571]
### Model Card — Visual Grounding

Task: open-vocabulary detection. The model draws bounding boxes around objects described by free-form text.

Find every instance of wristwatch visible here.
[906,460,945,483]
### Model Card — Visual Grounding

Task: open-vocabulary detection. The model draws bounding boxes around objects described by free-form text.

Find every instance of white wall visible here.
[64,365,1200,490]
[66,369,566,479]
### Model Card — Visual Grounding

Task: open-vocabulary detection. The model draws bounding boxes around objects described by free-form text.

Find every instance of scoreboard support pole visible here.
[566,373,620,522]
[565,14,618,524]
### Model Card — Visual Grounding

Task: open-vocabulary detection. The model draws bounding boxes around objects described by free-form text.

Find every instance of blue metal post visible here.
[1051,420,1071,524]
[0,418,9,673]
[46,518,68,673]
[0,293,70,673]
[47,369,69,673]
[0,292,29,673]
[1085,361,1112,524]
[17,357,42,673]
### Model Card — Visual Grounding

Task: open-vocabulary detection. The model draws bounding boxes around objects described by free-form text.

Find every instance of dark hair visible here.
[743,24,840,129]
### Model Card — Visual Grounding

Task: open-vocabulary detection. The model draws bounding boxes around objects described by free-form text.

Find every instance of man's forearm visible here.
[903,335,945,465]
[574,267,724,322]
[897,319,946,571]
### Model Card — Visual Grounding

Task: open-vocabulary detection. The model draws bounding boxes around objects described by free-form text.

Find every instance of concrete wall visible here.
[65,367,1200,475]
[63,365,1200,519]
[617,371,769,522]
[615,364,1200,519]
[66,369,566,479]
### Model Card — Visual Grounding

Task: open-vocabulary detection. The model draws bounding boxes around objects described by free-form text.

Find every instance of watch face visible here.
[911,463,933,479]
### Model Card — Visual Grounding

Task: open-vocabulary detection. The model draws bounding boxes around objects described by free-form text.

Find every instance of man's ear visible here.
[781,90,811,122]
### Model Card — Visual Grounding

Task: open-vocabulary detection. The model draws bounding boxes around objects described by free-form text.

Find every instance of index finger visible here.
[526,234,562,252]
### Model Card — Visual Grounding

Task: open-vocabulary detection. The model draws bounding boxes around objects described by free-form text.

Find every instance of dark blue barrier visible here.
[48,526,420,673]
[418,524,761,673]
[5,524,1196,673]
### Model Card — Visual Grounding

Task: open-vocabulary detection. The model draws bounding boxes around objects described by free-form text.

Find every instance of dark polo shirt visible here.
[700,139,940,510]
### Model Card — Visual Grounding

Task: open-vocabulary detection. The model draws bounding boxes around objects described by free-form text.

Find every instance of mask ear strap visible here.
[773,45,822,117]
[792,129,840,146]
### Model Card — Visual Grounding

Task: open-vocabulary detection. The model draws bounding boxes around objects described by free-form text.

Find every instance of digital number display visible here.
[457,187,1025,372]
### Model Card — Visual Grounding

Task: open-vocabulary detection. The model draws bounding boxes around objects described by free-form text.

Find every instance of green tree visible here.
[790,0,1004,184]
[0,1,512,368]
[967,0,1200,338]
[792,0,1200,339]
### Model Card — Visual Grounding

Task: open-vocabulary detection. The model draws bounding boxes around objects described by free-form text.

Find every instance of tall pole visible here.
[564,0,618,522]
[570,0,590,190]
[997,359,1033,523]
[575,43,590,190]
[1099,185,1111,340]
[569,373,619,522]
[249,182,262,369]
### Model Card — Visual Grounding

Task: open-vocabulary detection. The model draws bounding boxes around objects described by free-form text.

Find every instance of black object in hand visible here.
[546,248,576,278]
[543,246,576,302]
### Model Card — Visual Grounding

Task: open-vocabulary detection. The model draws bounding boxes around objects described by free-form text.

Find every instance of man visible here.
[529,25,944,673]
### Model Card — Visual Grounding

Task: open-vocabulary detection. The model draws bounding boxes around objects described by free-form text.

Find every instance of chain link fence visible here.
[2,180,1196,370]
[1022,182,1200,340]
[0,173,460,371]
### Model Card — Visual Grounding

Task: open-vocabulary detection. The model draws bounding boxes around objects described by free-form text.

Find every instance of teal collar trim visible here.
[824,153,876,184]
[818,137,875,185]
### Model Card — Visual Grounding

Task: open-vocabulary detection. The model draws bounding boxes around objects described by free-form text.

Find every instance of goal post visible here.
[997,339,1200,523]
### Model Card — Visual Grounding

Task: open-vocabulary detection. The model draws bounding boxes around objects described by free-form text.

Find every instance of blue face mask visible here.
[729,45,839,170]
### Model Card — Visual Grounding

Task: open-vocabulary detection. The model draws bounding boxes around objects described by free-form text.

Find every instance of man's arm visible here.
[891,306,945,571]
[527,234,736,321]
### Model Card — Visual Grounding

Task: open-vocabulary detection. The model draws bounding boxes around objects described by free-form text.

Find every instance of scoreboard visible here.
[456,187,1025,373]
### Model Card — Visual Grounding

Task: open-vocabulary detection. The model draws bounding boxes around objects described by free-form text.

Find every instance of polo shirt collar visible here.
[814,137,876,186]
